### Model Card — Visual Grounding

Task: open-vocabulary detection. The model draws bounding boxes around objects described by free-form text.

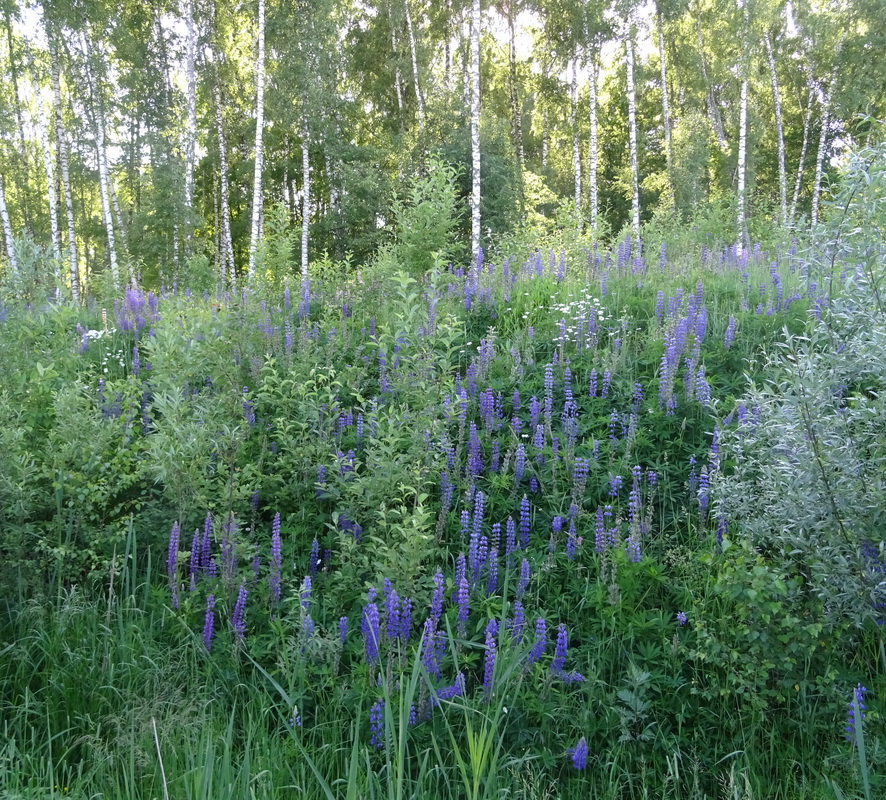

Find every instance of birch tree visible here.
[248,0,266,281]
[47,26,79,302]
[625,12,641,235]
[183,0,197,213]
[469,0,481,260]
[735,0,750,248]
[588,59,599,229]
[35,98,63,283]
[301,125,311,277]
[571,57,581,227]
[0,174,18,277]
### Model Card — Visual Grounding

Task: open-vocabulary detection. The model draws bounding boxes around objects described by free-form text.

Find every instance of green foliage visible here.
[391,157,464,276]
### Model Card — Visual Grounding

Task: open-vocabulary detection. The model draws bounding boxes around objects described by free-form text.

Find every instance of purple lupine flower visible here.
[167,521,180,609]
[421,618,441,679]
[570,737,588,770]
[490,440,500,472]
[608,475,623,497]
[626,532,642,562]
[384,581,400,641]
[486,547,499,595]
[505,518,517,563]
[595,507,606,553]
[270,513,282,606]
[302,614,315,647]
[566,518,579,560]
[529,396,540,430]
[308,538,320,575]
[202,594,216,651]
[527,618,547,665]
[454,553,467,603]
[846,684,868,743]
[339,616,348,645]
[300,576,312,611]
[472,491,485,540]
[601,370,612,398]
[655,291,665,320]
[519,496,531,549]
[456,575,470,636]
[399,596,413,642]
[362,602,381,665]
[460,510,471,542]
[517,558,530,600]
[316,464,327,497]
[435,672,466,702]
[589,369,598,398]
[552,624,569,673]
[724,315,736,349]
[369,699,385,750]
[431,571,445,623]
[483,619,498,701]
[231,582,248,642]
[676,611,688,626]
[189,528,201,590]
[698,467,710,520]
[515,444,526,483]
[510,600,526,643]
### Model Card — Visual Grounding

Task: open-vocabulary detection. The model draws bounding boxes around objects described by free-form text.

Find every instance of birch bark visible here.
[49,36,80,301]
[588,59,599,229]
[213,76,236,286]
[470,0,481,260]
[301,125,311,277]
[0,174,18,276]
[248,0,266,280]
[790,86,814,224]
[625,21,641,235]
[736,0,750,248]
[183,0,197,212]
[571,57,581,227]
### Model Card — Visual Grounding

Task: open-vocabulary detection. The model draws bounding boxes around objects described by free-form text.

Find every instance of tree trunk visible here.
[736,0,750,248]
[764,34,787,226]
[49,35,80,302]
[404,0,424,133]
[810,45,842,228]
[213,74,236,287]
[588,58,599,230]
[571,57,581,228]
[470,0,481,260]
[444,0,452,92]
[248,0,266,280]
[0,174,18,277]
[790,85,814,224]
[301,125,311,277]
[625,22,641,235]
[183,0,197,213]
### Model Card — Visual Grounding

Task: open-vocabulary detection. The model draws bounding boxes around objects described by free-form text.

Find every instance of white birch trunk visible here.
[248,0,266,280]
[0,174,18,276]
[469,0,481,260]
[301,126,310,277]
[588,59,599,230]
[571,57,581,227]
[736,75,748,245]
[389,2,404,114]
[790,86,814,224]
[50,41,79,302]
[214,78,236,287]
[736,0,749,247]
[183,0,197,212]
[508,0,523,170]
[625,24,641,235]
[764,34,787,226]
[404,0,424,133]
